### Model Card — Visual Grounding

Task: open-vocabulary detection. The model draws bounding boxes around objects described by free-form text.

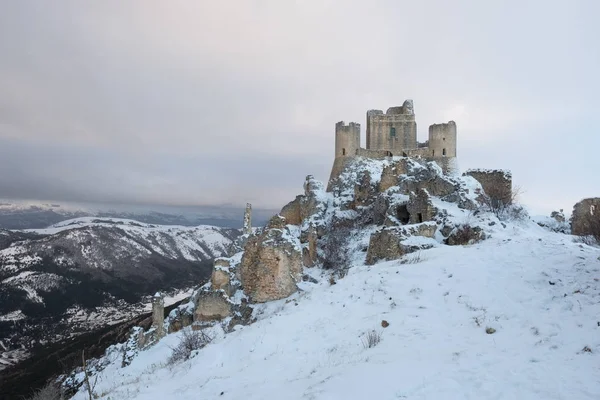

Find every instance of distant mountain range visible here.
[0,217,242,371]
[0,200,275,229]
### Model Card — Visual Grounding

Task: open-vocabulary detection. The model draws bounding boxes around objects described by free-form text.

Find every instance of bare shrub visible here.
[27,381,63,400]
[322,223,353,271]
[81,350,98,400]
[573,235,599,247]
[168,328,212,365]
[400,251,422,264]
[361,330,382,349]
[481,185,524,219]
[579,215,600,245]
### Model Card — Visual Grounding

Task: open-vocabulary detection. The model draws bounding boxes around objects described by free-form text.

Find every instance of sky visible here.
[0,0,598,215]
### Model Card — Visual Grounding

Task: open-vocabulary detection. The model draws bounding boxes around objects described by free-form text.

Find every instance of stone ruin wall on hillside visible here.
[463,169,513,206]
[571,198,600,237]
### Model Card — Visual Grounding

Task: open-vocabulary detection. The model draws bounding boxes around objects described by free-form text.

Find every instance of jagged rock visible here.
[302,226,319,267]
[373,194,390,225]
[353,171,375,208]
[267,214,287,230]
[407,189,437,224]
[227,300,255,331]
[301,175,326,223]
[366,223,437,265]
[379,159,408,192]
[211,268,231,296]
[240,227,303,303]
[194,291,232,321]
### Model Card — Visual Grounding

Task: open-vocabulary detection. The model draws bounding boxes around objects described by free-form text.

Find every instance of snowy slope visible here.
[72,221,600,400]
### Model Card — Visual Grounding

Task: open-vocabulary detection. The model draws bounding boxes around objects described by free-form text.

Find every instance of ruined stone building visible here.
[331,100,457,181]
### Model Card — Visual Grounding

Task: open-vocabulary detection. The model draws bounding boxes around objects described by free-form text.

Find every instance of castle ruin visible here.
[330,100,458,186]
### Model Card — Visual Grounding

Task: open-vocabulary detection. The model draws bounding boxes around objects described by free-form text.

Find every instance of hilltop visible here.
[59,156,600,400]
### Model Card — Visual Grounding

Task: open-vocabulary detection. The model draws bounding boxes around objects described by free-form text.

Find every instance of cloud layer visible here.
[0,1,598,213]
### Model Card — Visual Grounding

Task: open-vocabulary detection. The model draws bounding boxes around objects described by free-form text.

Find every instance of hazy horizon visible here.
[1,1,598,215]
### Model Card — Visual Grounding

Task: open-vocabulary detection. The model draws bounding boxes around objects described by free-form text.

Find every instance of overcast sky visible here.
[0,1,598,214]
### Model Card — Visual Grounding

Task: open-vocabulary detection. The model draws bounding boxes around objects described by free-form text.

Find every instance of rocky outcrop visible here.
[379,159,408,192]
[353,171,375,208]
[240,226,303,303]
[366,223,437,265]
[211,261,232,296]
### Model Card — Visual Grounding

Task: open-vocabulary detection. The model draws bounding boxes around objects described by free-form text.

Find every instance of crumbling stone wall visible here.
[407,189,437,224]
[280,196,303,225]
[571,198,600,236]
[194,291,231,321]
[366,223,437,265]
[464,169,513,206]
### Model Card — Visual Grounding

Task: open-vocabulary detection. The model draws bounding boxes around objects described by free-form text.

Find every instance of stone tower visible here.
[366,99,417,155]
[335,121,360,158]
[428,121,458,174]
[428,121,457,158]
[151,292,165,338]
[243,203,252,235]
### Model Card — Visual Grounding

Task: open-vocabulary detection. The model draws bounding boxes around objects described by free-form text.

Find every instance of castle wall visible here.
[335,121,360,158]
[356,148,393,159]
[404,148,431,158]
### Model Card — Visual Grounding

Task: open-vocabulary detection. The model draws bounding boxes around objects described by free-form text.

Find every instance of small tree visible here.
[322,224,352,272]
[168,327,212,365]
[81,350,98,400]
[27,381,63,400]
[481,185,524,219]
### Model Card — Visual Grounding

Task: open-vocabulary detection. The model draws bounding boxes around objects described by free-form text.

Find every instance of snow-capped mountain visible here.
[0,217,241,372]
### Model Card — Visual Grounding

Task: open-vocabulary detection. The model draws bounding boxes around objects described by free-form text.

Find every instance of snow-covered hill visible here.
[0,218,241,371]
[69,219,600,399]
